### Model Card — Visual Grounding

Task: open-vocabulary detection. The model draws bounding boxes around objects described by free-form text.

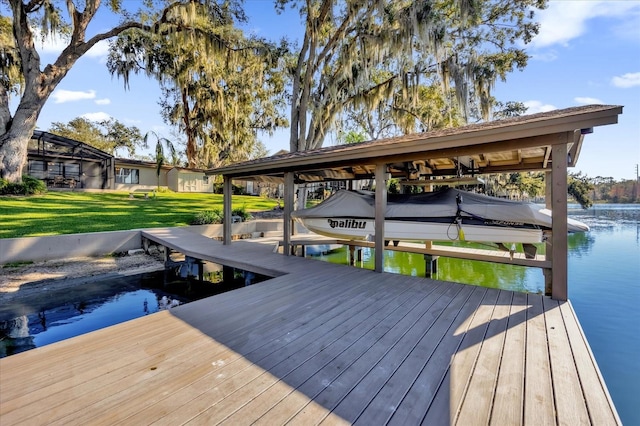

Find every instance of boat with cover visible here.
[292,188,589,245]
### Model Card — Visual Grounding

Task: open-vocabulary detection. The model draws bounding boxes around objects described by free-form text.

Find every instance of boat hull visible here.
[297,217,544,244]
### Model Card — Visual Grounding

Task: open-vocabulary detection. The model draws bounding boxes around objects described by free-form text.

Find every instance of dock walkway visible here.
[0,227,619,425]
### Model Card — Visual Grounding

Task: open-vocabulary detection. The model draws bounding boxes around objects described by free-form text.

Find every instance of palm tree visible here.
[143,132,178,189]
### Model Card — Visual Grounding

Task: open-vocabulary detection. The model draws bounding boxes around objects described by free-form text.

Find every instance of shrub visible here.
[232,206,253,222]
[191,209,223,225]
[190,206,252,225]
[22,175,47,194]
[0,177,24,195]
[0,175,47,195]
[212,183,248,195]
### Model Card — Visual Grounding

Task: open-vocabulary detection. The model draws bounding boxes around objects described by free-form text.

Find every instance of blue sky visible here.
[16,0,640,181]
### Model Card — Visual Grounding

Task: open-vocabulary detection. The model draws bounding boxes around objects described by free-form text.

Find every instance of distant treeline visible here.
[590,178,640,204]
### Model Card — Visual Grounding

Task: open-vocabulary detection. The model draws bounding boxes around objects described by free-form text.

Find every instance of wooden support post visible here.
[349,245,356,266]
[223,265,234,284]
[424,254,439,278]
[374,163,388,273]
[223,176,232,245]
[357,248,362,263]
[544,172,553,296]
[551,138,569,301]
[283,172,294,256]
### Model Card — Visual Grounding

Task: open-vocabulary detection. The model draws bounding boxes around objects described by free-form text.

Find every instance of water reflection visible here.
[314,245,541,293]
[568,230,595,256]
[0,290,171,357]
[312,206,640,295]
[0,316,36,357]
[0,266,271,358]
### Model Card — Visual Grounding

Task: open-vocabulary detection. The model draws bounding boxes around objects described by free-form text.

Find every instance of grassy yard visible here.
[0,191,280,239]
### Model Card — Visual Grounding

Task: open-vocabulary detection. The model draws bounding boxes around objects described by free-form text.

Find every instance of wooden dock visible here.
[0,228,620,425]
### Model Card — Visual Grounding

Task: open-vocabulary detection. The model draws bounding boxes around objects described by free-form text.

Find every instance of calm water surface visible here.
[568,205,639,426]
[0,267,268,358]
[313,204,640,425]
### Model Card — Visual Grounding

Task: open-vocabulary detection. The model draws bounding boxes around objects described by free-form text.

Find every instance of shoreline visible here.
[0,253,165,303]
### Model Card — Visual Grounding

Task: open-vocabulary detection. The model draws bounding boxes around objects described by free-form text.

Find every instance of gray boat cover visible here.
[292,188,589,232]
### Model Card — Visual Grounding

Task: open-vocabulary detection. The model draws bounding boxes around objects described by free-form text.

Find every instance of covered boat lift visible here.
[207,104,622,301]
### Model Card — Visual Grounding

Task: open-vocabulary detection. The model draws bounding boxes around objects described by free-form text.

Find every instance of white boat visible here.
[292,188,589,245]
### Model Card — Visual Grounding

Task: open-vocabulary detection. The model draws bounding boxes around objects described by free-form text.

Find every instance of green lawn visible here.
[0,191,280,239]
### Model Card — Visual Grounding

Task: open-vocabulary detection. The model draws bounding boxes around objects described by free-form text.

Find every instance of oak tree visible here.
[49,116,143,156]
[0,0,245,182]
[279,0,546,152]
[107,4,288,169]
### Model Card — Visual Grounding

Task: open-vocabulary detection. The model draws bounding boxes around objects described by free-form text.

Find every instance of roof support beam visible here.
[374,163,388,273]
[543,146,552,168]
[551,135,570,300]
[568,130,585,166]
[223,176,232,245]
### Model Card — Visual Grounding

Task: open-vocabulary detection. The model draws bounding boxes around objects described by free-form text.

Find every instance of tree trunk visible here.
[0,92,41,182]
[181,88,198,168]
[2,0,145,182]
[0,127,33,182]
[295,182,308,211]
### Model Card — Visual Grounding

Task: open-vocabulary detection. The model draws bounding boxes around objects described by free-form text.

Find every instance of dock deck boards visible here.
[0,227,619,425]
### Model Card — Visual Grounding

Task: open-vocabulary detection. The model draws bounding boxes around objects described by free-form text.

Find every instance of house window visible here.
[48,162,62,176]
[27,160,46,178]
[64,163,80,179]
[115,167,140,184]
[203,176,209,184]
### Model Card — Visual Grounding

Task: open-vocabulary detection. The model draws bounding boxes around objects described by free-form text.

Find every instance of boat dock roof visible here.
[205,104,624,301]
[0,228,620,425]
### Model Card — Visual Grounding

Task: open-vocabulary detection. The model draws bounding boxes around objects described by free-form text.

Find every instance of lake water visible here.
[312,204,640,425]
[567,205,639,426]
[0,267,269,358]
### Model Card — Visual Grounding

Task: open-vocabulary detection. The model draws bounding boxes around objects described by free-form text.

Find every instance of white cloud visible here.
[528,50,558,62]
[81,112,112,122]
[52,89,96,104]
[124,118,143,125]
[574,97,603,105]
[85,40,111,60]
[524,100,556,114]
[611,72,640,88]
[95,98,111,105]
[530,2,593,48]
[531,1,640,49]
[31,28,111,60]
[610,9,640,42]
[33,31,69,56]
